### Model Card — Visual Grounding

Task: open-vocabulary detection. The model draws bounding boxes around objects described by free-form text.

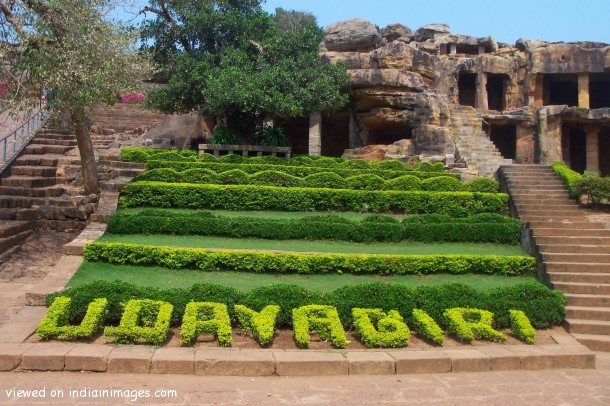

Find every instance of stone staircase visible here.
[450,105,512,177]
[89,104,164,134]
[0,126,146,261]
[500,164,610,351]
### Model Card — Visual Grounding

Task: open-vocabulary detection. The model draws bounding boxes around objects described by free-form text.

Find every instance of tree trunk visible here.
[71,110,99,195]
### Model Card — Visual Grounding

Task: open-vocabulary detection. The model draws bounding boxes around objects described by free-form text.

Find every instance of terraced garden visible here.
[40,148,568,349]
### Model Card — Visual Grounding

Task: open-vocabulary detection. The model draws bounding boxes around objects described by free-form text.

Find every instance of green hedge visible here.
[136,168,489,192]
[119,182,509,216]
[83,242,535,276]
[107,210,521,244]
[47,280,567,330]
[551,162,582,198]
[146,160,461,181]
[573,177,610,205]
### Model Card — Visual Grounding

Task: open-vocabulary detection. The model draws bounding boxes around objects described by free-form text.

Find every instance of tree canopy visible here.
[141,1,349,139]
[0,0,150,193]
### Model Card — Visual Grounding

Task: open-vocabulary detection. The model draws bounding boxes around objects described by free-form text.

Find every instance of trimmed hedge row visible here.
[47,280,567,331]
[83,242,536,276]
[119,182,509,216]
[121,147,445,172]
[551,161,582,198]
[107,210,521,244]
[146,160,461,181]
[136,168,497,193]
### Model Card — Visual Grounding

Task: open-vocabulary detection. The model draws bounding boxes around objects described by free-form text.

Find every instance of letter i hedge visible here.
[412,308,445,345]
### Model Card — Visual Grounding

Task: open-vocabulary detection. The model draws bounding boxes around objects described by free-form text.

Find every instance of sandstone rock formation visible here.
[323,18,381,52]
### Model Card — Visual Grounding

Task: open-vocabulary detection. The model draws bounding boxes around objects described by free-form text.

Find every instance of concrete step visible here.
[552,282,610,295]
[571,334,610,351]
[516,203,581,211]
[535,228,610,237]
[10,166,57,177]
[549,272,610,283]
[566,306,610,321]
[512,199,577,207]
[546,262,610,273]
[539,245,610,254]
[0,220,32,238]
[506,180,566,187]
[542,253,610,263]
[565,319,610,335]
[527,221,605,229]
[536,236,610,245]
[518,209,587,217]
[566,293,610,307]
[521,215,587,222]
[32,138,78,147]
[0,230,33,253]
[24,144,74,155]
[1,176,57,188]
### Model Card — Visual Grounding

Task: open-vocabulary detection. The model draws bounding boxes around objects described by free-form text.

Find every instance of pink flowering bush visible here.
[121,93,145,104]
[0,80,13,100]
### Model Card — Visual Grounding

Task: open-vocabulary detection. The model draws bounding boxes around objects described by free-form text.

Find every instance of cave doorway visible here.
[600,127,610,177]
[487,74,507,111]
[282,117,309,155]
[489,124,516,160]
[365,121,413,145]
[321,111,350,157]
[562,126,587,174]
[458,72,477,107]
[543,74,579,107]
[590,73,610,109]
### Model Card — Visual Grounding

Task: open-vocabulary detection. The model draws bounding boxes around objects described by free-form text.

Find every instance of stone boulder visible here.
[386,139,416,158]
[380,24,412,42]
[515,38,548,53]
[370,41,413,70]
[324,18,381,52]
[414,23,451,42]
[342,144,388,161]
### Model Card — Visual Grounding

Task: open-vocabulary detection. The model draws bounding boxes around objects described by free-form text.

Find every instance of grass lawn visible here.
[98,233,527,256]
[68,261,538,293]
[115,208,404,221]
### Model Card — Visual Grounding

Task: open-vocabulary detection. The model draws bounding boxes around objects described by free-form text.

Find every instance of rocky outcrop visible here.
[323,18,381,52]
[531,43,609,73]
[414,24,451,42]
[349,69,425,89]
[380,24,412,42]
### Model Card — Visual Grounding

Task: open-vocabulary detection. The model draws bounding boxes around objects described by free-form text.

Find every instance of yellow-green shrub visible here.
[234,305,279,346]
[352,308,410,348]
[180,302,232,347]
[444,308,506,342]
[292,305,349,348]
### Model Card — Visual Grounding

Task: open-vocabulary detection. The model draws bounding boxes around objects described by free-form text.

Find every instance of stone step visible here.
[520,215,586,222]
[515,203,581,210]
[506,179,566,187]
[15,154,80,167]
[0,196,84,209]
[527,221,605,229]
[512,198,577,206]
[535,228,610,237]
[0,186,73,198]
[35,133,75,140]
[506,185,570,192]
[565,319,610,335]
[0,220,32,238]
[15,206,91,221]
[39,128,72,135]
[0,230,33,253]
[552,282,610,295]
[97,160,147,169]
[546,262,610,273]
[536,236,610,245]
[10,166,57,177]
[542,253,610,263]
[101,177,132,192]
[539,244,610,254]
[549,272,610,283]
[518,209,586,218]
[571,334,610,351]
[566,306,610,321]
[32,138,78,147]
[24,144,75,155]
[566,293,610,307]
[1,176,57,188]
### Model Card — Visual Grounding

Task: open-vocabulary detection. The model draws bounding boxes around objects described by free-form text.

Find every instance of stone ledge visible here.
[0,343,596,376]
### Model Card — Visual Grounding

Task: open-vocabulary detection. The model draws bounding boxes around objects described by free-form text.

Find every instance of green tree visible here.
[0,0,150,194]
[141,1,349,141]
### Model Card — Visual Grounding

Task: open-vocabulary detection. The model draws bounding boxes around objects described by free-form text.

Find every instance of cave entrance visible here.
[321,111,350,157]
[487,74,508,111]
[455,44,479,56]
[562,125,587,174]
[365,121,413,145]
[458,72,477,107]
[600,127,610,177]
[488,124,516,160]
[282,117,309,155]
[590,73,610,109]
[543,74,579,107]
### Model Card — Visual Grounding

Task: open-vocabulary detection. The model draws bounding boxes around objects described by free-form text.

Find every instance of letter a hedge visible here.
[180,302,232,347]
[292,305,349,348]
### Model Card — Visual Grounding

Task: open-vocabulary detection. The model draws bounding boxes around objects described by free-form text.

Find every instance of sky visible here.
[117,0,610,45]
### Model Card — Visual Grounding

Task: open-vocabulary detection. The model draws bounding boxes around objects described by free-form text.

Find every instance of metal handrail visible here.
[0,110,47,173]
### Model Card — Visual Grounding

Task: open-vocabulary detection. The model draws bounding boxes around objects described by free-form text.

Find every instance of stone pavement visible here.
[0,353,608,405]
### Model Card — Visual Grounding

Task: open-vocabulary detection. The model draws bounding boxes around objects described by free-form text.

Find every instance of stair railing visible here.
[0,110,47,173]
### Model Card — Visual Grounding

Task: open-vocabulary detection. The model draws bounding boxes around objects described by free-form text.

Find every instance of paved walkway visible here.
[0,353,609,405]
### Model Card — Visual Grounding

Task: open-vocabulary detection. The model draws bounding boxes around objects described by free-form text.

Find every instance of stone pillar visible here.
[450,44,457,55]
[585,126,600,174]
[516,124,535,164]
[308,111,322,156]
[476,72,488,110]
[532,74,544,108]
[348,111,361,148]
[578,73,590,108]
